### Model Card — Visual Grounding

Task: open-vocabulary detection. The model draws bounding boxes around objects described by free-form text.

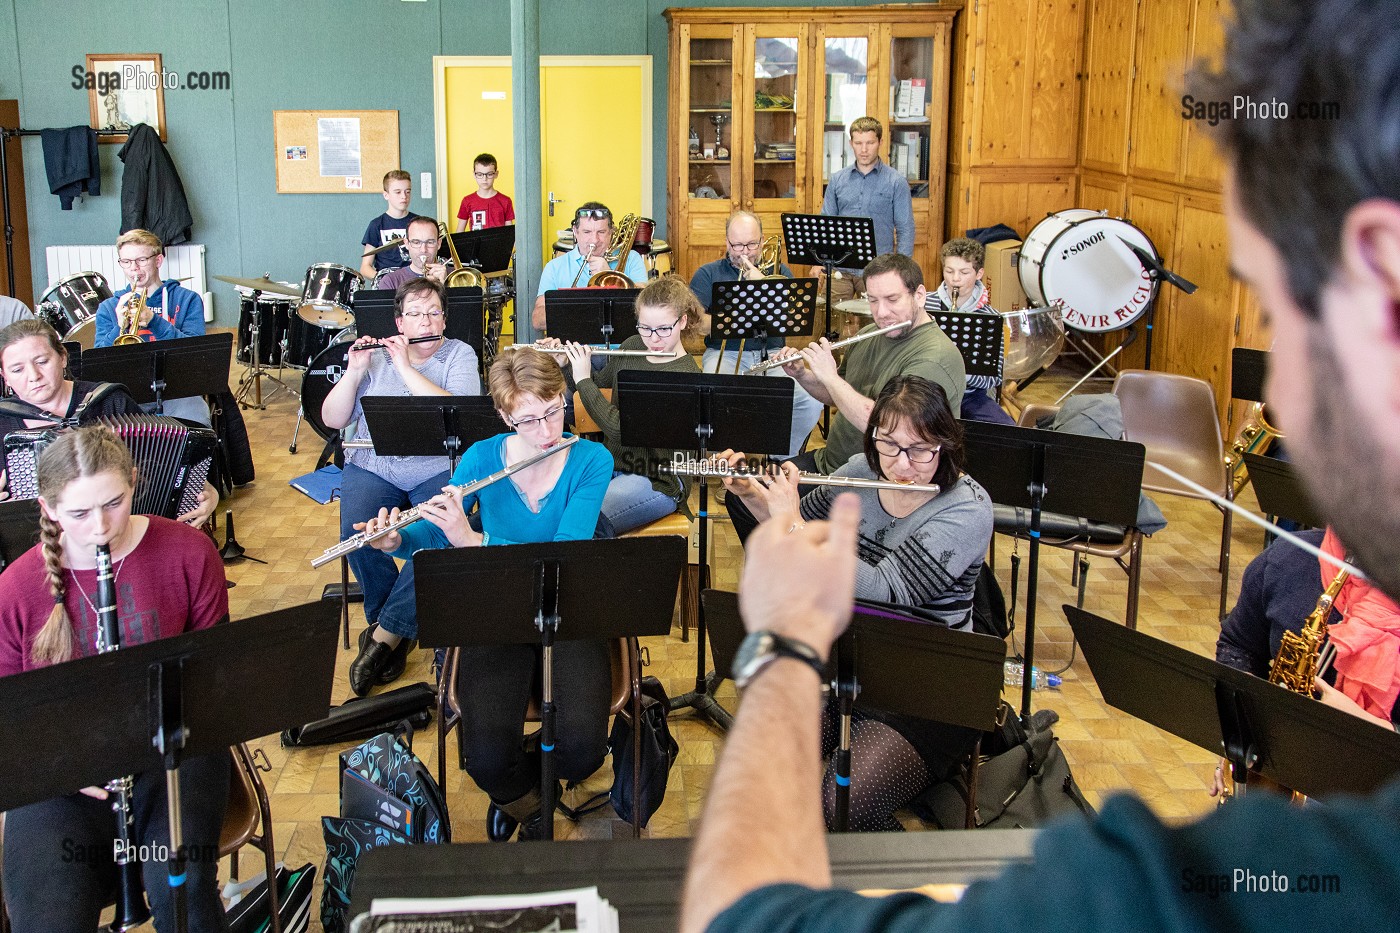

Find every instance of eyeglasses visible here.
[873,437,941,464]
[405,238,439,248]
[636,317,682,338]
[574,207,612,221]
[727,240,762,251]
[117,254,159,268]
[507,403,566,430]
[400,309,445,321]
[474,171,498,179]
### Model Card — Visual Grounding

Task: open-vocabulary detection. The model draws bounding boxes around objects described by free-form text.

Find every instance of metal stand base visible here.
[668,669,733,731]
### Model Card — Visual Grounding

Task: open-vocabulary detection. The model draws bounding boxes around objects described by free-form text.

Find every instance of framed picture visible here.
[86,53,167,143]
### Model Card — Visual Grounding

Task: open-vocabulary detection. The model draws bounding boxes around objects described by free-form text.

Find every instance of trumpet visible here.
[665,459,941,496]
[514,343,683,359]
[311,436,578,568]
[116,289,146,345]
[746,320,912,375]
[350,334,444,351]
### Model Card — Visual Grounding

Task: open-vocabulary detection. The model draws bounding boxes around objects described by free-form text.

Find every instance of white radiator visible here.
[44,244,214,322]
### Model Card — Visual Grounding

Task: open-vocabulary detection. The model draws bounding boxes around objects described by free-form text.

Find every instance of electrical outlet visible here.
[420,172,432,199]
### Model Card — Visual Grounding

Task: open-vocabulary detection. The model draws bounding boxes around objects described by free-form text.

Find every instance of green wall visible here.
[1,0,893,321]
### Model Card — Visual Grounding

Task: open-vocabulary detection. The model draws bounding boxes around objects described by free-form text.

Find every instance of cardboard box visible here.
[984,239,1029,312]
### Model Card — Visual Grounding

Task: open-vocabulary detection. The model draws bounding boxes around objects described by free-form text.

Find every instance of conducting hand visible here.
[356,506,403,553]
[417,487,481,548]
[739,492,860,660]
[176,481,218,527]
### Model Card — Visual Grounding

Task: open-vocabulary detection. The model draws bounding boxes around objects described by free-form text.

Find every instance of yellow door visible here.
[441,62,516,235]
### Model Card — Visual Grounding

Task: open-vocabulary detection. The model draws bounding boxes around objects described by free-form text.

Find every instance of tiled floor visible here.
[196,339,1266,926]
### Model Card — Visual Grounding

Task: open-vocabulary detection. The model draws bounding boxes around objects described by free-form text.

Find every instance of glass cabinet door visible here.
[819,34,871,191]
[747,27,804,210]
[686,30,736,205]
[887,30,936,201]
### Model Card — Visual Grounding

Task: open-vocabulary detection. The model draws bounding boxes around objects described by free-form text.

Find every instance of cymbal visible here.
[835,297,872,316]
[214,274,302,297]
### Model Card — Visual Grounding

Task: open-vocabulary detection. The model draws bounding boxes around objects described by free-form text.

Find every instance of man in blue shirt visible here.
[531,202,648,334]
[812,117,915,312]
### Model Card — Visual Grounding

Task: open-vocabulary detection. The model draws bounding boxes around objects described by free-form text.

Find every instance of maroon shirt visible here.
[0,517,227,675]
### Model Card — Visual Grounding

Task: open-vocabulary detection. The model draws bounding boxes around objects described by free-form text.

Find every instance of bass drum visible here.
[37,271,113,349]
[1019,209,1157,333]
[299,338,354,443]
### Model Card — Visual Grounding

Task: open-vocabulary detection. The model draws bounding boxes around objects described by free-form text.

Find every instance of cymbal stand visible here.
[234,288,297,410]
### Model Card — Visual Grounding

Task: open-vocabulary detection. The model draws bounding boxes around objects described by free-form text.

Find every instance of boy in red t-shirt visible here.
[455,153,516,231]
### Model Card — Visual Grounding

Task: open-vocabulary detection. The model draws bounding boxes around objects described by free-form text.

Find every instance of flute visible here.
[745,320,913,375]
[311,435,579,568]
[514,343,684,359]
[350,334,445,351]
[665,460,941,495]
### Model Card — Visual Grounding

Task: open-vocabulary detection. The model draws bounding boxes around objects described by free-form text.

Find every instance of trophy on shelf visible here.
[711,113,730,159]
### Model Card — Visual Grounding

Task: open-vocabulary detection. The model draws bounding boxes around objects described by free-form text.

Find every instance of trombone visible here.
[438,222,486,289]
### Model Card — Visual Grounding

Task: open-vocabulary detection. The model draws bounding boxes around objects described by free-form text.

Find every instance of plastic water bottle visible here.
[1003,659,1062,689]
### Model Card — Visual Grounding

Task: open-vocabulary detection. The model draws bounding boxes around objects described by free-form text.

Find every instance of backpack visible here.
[608,676,679,827]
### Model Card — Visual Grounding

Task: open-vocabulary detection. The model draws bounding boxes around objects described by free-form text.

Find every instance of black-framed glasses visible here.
[474,170,498,179]
[574,207,612,222]
[873,436,941,464]
[636,317,682,338]
[507,403,566,430]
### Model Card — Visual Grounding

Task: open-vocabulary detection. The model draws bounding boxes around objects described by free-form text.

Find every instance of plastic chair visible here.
[1113,369,1233,619]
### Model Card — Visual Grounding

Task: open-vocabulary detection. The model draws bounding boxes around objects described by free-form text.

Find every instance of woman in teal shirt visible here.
[361,346,612,840]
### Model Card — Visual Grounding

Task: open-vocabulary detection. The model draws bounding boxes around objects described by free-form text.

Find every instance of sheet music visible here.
[353,886,617,933]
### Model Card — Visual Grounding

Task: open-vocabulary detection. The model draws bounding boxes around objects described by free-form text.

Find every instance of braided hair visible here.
[30,426,135,665]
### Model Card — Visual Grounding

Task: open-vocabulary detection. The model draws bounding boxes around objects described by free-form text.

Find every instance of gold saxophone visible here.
[1224,402,1284,497]
[1268,563,1350,694]
[116,288,147,345]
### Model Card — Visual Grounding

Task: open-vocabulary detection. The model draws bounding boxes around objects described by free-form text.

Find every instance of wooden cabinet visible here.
[666,6,956,280]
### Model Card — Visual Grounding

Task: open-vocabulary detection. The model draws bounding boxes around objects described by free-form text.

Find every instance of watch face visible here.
[733,631,776,685]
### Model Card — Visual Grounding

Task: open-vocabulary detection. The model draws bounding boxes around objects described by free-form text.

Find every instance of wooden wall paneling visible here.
[1128,0,1192,183]
[1027,0,1086,164]
[946,168,967,241]
[1079,0,1136,174]
[972,0,1028,166]
[965,171,1076,240]
[1181,0,1228,190]
[1078,171,1127,216]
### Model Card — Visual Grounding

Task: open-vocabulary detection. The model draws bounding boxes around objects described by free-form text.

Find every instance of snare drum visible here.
[298,262,359,329]
[300,339,355,443]
[1019,210,1157,333]
[37,271,113,349]
[236,291,293,365]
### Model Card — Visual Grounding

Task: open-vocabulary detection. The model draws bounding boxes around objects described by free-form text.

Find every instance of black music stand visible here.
[0,497,39,570]
[77,333,234,414]
[781,212,877,339]
[445,227,515,275]
[1243,452,1324,531]
[931,309,1004,399]
[704,590,1006,831]
[414,537,687,839]
[1066,604,1400,799]
[543,288,642,346]
[1118,238,1195,371]
[707,278,819,373]
[350,288,486,370]
[0,600,340,933]
[1231,346,1269,404]
[617,369,794,731]
[961,420,1144,721]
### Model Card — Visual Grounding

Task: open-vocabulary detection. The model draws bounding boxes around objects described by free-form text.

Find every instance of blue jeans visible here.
[599,471,677,537]
[339,461,450,640]
[701,347,824,458]
[960,387,1014,425]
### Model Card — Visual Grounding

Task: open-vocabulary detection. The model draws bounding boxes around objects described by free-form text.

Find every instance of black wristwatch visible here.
[732,630,826,689]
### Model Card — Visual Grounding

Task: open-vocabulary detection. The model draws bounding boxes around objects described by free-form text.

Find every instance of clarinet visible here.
[94,544,152,932]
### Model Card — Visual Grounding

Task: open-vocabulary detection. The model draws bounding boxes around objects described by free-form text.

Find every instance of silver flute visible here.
[745,320,912,374]
[514,343,684,359]
[311,436,579,568]
[665,461,941,495]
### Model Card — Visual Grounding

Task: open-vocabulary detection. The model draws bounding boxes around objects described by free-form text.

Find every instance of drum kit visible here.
[35,271,113,349]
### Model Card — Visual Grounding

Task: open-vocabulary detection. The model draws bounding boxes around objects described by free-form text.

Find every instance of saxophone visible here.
[1224,402,1284,497]
[1268,563,1350,694]
[115,288,147,346]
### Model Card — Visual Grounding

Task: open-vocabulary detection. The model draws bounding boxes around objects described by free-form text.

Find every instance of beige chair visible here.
[1113,369,1233,619]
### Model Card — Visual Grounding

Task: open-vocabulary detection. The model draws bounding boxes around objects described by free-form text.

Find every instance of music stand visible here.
[1243,451,1324,531]
[1066,604,1400,799]
[445,227,515,276]
[780,212,877,339]
[0,497,39,570]
[1231,347,1269,404]
[931,309,1004,399]
[704,590,1005,830]
[617,369,793,731]
[350,288,486,371]
[543,288,642,347]
[77,333,234,414]
[707,278,818,373]
[414,537,687,839]
[0,600,340,932]
[961,420,1144,721]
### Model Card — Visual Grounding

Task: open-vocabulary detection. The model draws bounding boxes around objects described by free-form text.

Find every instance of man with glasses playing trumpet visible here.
[95,228,211,426]
[531,202,647,334]
[689,211,824,459]
[724,253,965,542]
[375,216,453,291]
[322,277,482,696]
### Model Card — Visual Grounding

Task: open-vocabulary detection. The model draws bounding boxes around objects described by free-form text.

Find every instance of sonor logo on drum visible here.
[1061,230,1105,261]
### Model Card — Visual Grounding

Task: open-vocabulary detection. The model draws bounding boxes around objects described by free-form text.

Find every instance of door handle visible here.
[548,191,563,217]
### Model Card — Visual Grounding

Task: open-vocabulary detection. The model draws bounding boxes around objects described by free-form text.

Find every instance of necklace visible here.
[67,553,127,621]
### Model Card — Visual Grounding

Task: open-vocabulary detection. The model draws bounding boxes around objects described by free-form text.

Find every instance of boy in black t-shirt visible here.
[360,170,419,281]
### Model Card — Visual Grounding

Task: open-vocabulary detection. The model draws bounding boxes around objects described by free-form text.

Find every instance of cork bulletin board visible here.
[274,109,400,194]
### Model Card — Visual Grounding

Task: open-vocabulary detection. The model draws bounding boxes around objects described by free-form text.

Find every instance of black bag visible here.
[913,709,1095,829]
[971,562,1011,638]
[608,676,678,827]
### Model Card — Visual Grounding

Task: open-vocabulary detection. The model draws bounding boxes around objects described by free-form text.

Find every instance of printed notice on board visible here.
[318,118,362,178]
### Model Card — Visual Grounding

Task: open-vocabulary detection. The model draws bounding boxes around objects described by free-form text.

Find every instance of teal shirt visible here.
[392,432,611,556]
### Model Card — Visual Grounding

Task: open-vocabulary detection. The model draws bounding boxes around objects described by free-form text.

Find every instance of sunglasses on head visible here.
[574,208,612,221]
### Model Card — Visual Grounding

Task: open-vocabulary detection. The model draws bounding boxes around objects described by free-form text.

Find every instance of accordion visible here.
[4,415,217,520]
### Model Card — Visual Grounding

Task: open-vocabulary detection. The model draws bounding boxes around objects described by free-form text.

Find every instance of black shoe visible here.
[349,640,395,697]
[358,623,376,653]
[1028,709,1061,733]
[517,808,550,842]
[486,802,519,842]
[379,638,415,685]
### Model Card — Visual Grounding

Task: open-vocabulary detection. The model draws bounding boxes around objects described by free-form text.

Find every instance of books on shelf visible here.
[825,73,848,122]
[892,77,928,120]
